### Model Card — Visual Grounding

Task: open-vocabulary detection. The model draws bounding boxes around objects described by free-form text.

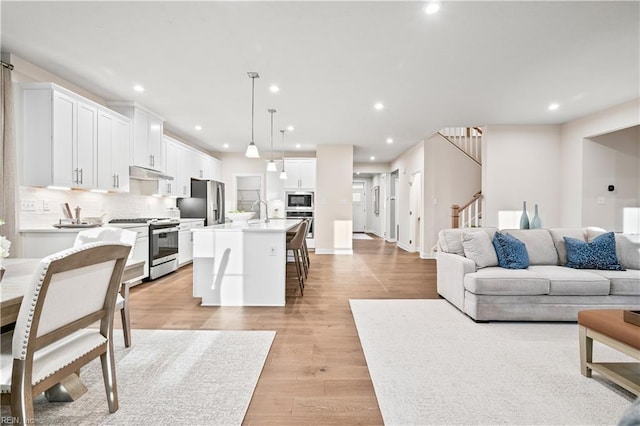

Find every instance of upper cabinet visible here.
[161,135,222,198]
[109,103,165,172]
[96,110,130,192]
[284,158,316,189]
[22,83,129,190]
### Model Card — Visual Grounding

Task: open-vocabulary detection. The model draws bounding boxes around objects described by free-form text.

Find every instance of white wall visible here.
[424,133,481,256]
[582,126,639,231]
[560,98,640,227]
[389,141,424,251]
[482,125,561,229]
[316,145,353,254]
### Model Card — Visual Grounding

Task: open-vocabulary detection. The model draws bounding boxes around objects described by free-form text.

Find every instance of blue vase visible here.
[519,201,530,229]
[531,204,542,229]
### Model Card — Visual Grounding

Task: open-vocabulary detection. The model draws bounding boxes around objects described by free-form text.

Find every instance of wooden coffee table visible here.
[578,309,640,395]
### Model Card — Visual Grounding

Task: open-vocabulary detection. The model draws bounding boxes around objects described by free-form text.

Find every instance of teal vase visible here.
[531,204,542,229]
[519,201,530,229]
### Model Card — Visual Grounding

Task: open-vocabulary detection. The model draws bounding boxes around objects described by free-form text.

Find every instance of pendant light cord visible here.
[251,76,255,143]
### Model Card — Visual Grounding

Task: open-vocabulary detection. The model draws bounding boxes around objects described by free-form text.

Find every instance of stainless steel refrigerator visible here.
[177,179,225,225]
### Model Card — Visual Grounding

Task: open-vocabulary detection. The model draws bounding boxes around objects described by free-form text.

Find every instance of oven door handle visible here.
[151,227,180,235]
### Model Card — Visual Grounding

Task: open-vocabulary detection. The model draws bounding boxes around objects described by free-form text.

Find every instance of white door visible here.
[352,182,366,232]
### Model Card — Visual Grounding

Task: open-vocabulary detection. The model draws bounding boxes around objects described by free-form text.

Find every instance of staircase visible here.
[438,127,482,166]
[451,191,482,228]
[437,126,483,229]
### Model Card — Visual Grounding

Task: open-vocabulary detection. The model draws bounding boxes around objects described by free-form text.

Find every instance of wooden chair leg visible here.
[120,283,132,348]
[293,250,304,295]
[11,360,34,425]
[100,347,119,413]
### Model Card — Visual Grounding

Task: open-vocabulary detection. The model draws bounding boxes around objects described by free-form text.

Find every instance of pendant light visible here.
[266,108,278,171]
[279,129,288,180]
[245,72,260,158]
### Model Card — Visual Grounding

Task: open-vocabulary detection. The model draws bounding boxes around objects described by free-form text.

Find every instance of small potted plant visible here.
[0,219,10,282]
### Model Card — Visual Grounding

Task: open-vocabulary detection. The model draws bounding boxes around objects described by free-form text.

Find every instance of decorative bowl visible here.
[227,212,256,224]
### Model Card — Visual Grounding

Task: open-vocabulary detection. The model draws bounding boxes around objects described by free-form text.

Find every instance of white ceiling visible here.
[2,1,638,163]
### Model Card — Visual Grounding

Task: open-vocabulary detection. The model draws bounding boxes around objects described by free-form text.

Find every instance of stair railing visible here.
[451,191,482,228]
[438,127,482,166]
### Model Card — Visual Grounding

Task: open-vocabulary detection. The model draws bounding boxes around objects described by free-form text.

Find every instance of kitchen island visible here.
[192,219,301,306]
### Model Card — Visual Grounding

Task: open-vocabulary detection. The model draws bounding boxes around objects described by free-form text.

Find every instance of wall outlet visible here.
[269,246,277,256]
[41,200,50,211]
[21,199,37,211]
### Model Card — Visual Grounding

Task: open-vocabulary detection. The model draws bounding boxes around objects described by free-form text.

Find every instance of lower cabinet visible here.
[178,220,204,266]
[20,226,149,283]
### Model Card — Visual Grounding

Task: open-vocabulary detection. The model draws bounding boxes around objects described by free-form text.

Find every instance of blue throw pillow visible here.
[564,232,625,270]
[492,232,530,269]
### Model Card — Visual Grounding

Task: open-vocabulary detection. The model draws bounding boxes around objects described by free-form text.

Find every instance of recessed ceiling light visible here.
[424,2,440,15]
[370,156,376,161]
[386,138,393,144]
[356,172,360,175]
[548,103,560,111]
[287,125,295,132]
[195,125,202,131]
[374,102,384,110]
[269,84,280,93]
[223,143,229,149]
[295,144,301,149]
[133,84,145,92]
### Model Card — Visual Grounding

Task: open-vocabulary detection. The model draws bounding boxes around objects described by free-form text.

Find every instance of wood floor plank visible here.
[127,235,438,424]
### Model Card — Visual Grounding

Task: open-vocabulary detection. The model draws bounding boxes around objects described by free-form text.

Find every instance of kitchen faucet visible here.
[251,200,269,223]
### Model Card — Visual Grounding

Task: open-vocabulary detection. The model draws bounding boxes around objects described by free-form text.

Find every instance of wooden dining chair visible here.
[286,220,308,296]
[73,227,137,347]
[0,242,131,424]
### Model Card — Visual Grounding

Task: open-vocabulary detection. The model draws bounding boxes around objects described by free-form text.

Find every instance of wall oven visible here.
[286,191,314,210]
[286,210,314,238]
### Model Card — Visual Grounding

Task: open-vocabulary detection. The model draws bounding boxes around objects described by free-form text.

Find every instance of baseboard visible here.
[420,252,435,259]
[396,241,412,252]
[314,248,354,255]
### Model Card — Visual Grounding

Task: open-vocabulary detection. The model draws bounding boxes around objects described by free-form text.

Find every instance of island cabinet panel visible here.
[192,220,300,306]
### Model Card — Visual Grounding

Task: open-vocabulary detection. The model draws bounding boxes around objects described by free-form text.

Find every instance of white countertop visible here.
[20,223,149,232]
[179,218,205,223]
[195,219,301,233]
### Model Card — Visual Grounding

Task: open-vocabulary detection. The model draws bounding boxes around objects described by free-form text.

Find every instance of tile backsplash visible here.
[19,180,177,229]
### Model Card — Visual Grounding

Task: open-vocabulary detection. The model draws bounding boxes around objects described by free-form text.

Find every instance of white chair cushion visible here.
[1,329,106,392]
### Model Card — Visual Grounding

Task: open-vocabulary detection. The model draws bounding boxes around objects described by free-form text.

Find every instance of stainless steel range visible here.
[109,218,180,280]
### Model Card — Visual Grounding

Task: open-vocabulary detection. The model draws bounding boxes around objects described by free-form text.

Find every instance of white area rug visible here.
[2,329,274,425]
[352,233,373,240]
[350,299,636,425]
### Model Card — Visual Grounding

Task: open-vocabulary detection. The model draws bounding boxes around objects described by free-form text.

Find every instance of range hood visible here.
[129,166,174,181]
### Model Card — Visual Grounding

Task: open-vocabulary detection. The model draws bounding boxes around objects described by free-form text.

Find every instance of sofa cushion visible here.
[548,228,587,265]
[492,232,529,269]
[586,228,640,270]
[462,230,498,269]
[528,265,610,295]
[438,227,498,256]
[504,229,559,265]
[464,267,549,295]
[587,269,640,295]
[564,232,625,271]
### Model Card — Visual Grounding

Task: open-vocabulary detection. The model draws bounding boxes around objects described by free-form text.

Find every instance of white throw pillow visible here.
[462,231,498,269]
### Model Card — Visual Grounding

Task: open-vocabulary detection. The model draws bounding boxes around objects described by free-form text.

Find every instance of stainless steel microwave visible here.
[286,191,314,210]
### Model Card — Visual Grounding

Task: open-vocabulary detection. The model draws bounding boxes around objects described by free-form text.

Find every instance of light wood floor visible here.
[127,235,438,425]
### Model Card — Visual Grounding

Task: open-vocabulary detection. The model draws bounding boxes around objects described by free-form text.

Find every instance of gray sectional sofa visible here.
[436,227,640,321]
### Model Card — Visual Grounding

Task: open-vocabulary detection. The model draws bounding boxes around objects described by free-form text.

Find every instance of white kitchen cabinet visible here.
[176,144,195,197]
[22,83,99,189]
[178,219,205,266]
[210,157,221,181]
[109,103,165,172]
[284,158,316,189]
[129,226,150,281]
[97,109,131,192]
[159,136,178,197]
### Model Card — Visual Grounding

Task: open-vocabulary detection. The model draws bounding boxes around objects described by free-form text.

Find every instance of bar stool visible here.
[286,220,308,295]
